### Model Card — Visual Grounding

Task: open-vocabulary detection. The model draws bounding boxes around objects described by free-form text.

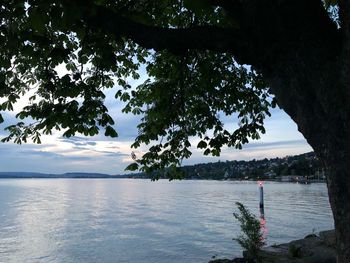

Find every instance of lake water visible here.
[0,179,333,263]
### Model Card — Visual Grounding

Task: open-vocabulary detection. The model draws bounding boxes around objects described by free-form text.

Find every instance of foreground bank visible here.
[210,230,336,263]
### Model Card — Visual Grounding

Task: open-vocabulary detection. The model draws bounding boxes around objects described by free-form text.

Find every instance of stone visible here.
[257,233,336,263]
[208,258,246,263]
[319,230,336,248]
[210,230,336,263]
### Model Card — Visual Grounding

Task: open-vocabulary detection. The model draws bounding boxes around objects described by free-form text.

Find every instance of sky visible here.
[0,72,313,175]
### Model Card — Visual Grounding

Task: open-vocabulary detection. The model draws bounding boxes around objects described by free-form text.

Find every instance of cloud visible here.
[94,150,129,157]
[59,136,98,146]
[241,139,307,150]
[0,142,131,174]
[20,150,63,158]
[0,68,312,175]
[22,150,94,161]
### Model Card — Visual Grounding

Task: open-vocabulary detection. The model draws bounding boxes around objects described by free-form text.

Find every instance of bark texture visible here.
[229,2,350,262]
[327,153,350,263]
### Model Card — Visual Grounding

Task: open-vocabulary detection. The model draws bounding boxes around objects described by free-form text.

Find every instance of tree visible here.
[0,0,349,261]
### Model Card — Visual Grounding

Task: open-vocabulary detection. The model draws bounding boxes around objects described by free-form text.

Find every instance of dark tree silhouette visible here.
[1,1,349,261]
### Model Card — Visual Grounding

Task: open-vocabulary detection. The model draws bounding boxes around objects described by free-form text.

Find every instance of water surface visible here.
[0,179,333,263]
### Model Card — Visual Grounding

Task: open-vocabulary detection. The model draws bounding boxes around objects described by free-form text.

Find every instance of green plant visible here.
[233,202,265,262]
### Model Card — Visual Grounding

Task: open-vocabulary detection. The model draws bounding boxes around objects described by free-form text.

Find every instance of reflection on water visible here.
[259,207,268,244]
[0,179,333,263]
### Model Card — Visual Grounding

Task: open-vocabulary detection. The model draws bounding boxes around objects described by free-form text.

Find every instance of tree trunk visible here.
[267,64,350,262]
[265,58,350,263]
[324,148,350,263]
[228,2,350,261]
[268,73,350,263]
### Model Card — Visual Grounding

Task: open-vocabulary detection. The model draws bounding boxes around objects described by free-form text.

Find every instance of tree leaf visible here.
[197,140,207,149]
[105,126,118,138]
[125,163,139,171]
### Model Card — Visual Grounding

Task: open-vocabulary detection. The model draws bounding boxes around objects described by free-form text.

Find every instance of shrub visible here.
[233,202,265,262]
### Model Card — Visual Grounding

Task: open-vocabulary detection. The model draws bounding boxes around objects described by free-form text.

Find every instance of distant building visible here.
[264,171,276,178]
[280,175,293,182]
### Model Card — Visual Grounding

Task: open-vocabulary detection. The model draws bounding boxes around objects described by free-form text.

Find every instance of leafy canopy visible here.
[0,0,276,177]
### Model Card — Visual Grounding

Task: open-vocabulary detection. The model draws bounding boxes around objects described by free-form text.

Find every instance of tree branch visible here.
[339,0,350,42]
[89,6,245,54]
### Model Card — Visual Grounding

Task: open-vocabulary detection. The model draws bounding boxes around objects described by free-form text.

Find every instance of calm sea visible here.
[0,179,333,263]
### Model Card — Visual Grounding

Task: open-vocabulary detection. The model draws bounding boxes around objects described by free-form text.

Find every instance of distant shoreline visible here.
[0,174,326,183]
[0,152,326,181]
[0,172,126,179]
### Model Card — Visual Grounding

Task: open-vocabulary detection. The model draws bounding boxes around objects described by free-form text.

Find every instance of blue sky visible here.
[0,106,312,174]
[0,70,312,174]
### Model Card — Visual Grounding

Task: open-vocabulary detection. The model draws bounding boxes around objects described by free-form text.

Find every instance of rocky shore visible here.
[209,230,336,263]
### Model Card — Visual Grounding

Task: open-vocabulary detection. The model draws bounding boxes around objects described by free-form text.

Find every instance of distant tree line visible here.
[130,152,322,180]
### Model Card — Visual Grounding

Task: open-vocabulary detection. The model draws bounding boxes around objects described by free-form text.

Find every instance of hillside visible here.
[131,152,324,180]
[0,152,323,180]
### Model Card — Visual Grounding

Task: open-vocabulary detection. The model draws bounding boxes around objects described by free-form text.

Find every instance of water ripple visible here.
[0,179,333,263]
